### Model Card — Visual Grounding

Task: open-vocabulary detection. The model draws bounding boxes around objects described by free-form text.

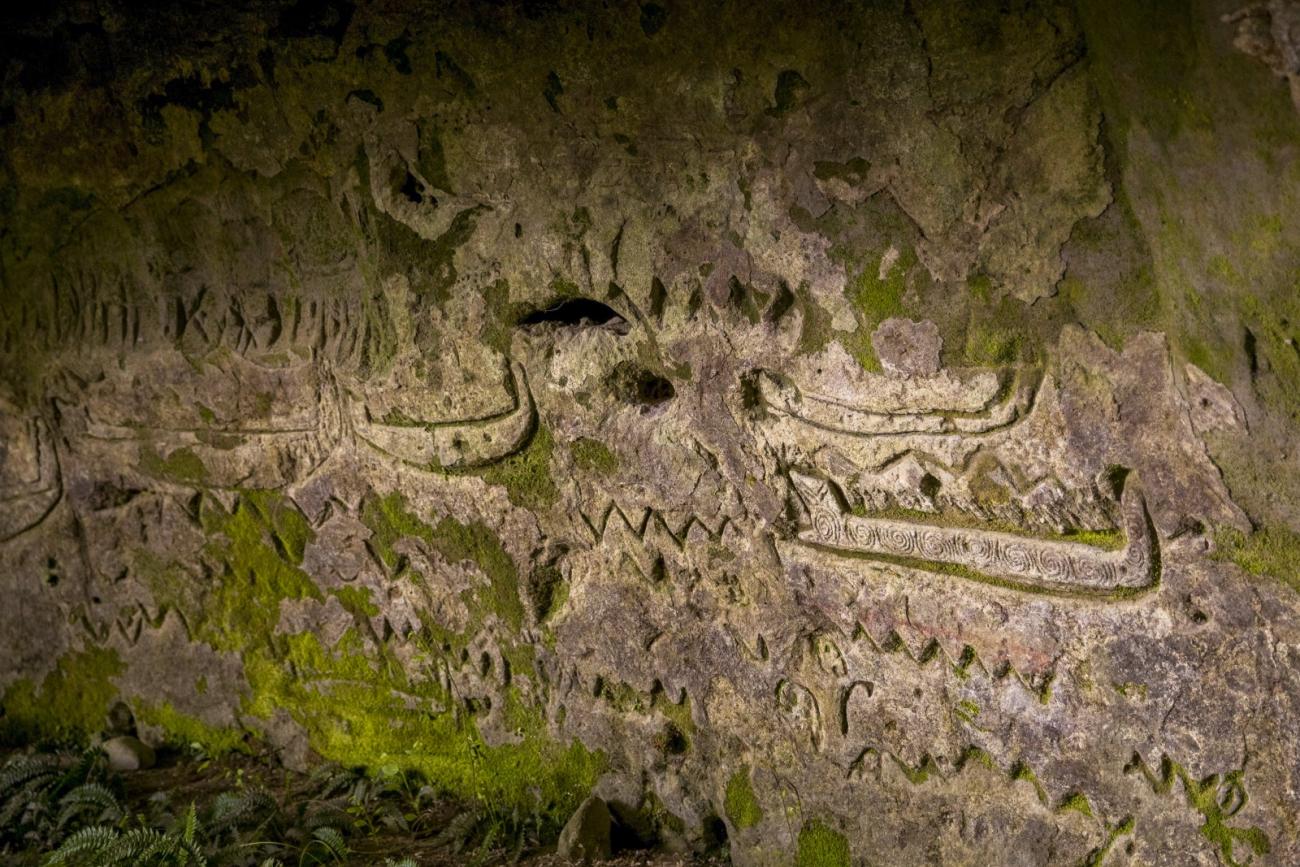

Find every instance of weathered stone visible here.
[101,735,156,772]
[0,2,1298,864]
[557,796,612,863]
[870,318,943,378]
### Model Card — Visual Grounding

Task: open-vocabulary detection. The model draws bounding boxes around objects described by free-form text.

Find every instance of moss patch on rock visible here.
[243,629,603,836]
[1214,526,1300,593]
[474,423,558,510]
[136,701,247,755]
[796,819,851,867]
[0,647,124,745]
[570,437,620,476]
[724,766,763,830]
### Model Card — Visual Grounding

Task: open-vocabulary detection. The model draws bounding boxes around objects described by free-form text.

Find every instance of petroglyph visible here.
[751,366,1045,472]
[78,363,345,490]
[752,367,1037,437]
[350,360,536,470]
[789,471,1158,596]
[0,412,62,543]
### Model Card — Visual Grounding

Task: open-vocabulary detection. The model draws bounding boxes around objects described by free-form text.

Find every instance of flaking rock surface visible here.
[3,1,1300,864]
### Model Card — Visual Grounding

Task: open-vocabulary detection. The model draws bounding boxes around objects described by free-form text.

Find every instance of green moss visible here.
[475,422,557,510]
[243,629,602,837]
[1011,762,1050,805]
[332,586,380,618]
[797,819,851,867]
[1083,816,1137,867]
[847,253,907,323]
[197,492,322,652]
[794,283,835,356]
[1214,526,1300,593]
[724,766,764,830]
[964,322,1020,365]
[837,250,914,371]
[654,688,694,750]
[890,753,940,784]
[1128,756,1270,865]
[431,516,525,634]
[136,701,246,754]
[570,437,620,476]
[361,491,435,573]
[954,699,980,724]
[1058,792,1094,817]
[0,647,124,744]
[140,445,209,485]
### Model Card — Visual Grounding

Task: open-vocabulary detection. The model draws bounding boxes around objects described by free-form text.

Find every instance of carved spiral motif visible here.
[883,525,918,554]
[1002,543,1034,575]
[1123,539,1149,574]
[814,511,840,544]
[1037,548,1075,583]
[918,529,950,560]
[850,521,879,548]
[966,535,998,567]
[1077,558,1118,586]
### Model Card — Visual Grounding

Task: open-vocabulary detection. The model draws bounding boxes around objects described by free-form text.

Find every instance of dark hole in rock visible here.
[764,279,795,324]
[649,276,667,321]
[518,297,630,334]
[608,361,675,407]
[398,171,423,204]
[701,813,728,850]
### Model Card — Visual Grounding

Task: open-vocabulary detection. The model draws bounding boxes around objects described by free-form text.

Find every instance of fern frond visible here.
[310,825,348,861]
[44,824,121,864]
[103,827,171,863]
[56,782,124,828]
[0,755,61,797]
[208,787,276,832]
[52,748,104,796]
[180,802,199,844]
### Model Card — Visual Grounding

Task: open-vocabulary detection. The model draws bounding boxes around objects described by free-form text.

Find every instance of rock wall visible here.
[2,0,1300,863]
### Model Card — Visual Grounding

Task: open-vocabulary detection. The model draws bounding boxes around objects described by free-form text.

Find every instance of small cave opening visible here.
[517,296,631,333]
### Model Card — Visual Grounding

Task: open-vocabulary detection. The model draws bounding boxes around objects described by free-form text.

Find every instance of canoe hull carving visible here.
[352,361,536,470]
[789,471,1158,597]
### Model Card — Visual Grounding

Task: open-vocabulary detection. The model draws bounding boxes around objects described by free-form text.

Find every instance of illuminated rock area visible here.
[2,1,1299,864]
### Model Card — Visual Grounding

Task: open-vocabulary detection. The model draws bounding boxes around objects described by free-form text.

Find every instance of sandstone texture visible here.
[2,1,1300,865]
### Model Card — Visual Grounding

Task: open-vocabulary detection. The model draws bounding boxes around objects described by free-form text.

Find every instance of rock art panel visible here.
[1,2,1298,865]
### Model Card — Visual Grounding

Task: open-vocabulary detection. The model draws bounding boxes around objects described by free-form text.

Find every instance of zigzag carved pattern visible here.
[850,622,1056,703]
[579,501,734,550]
[850,744,1131,865]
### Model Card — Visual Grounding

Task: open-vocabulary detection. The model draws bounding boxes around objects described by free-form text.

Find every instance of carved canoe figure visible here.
[0,412,62,543]
[753,367,1038,437]
[79,359,345,490]
[351,360,536,470]
[788,471,1158,597]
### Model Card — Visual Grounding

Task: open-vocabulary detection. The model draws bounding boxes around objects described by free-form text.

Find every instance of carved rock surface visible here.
[1,2,1299,865]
